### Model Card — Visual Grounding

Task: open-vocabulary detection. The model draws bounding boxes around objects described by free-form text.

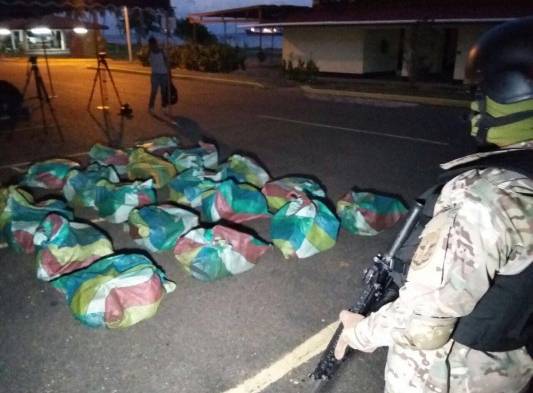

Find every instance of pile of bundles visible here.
[0,135,408,329]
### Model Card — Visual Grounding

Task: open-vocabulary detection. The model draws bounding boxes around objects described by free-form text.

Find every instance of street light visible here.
[0,28,10,36]
[73,26,88,35]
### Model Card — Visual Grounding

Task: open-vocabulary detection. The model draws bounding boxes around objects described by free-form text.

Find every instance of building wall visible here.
[363,28,401,73]
[283,25,365,74]
[453,25,491,81]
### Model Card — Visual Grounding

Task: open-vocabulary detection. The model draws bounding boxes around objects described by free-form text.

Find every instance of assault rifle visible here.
[309,200,425,392]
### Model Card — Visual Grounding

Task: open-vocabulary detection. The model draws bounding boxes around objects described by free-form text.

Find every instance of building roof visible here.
[0,1,171,21]
[1,15,107,30]
[189,5,310,24]
[244,0,533,27]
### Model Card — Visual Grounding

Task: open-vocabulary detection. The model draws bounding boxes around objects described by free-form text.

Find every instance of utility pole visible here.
[123,6,133,62]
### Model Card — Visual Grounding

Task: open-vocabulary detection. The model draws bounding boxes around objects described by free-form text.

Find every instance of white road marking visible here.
[259,114,449,146]
[0,151,89,171]
[221,321,338,393]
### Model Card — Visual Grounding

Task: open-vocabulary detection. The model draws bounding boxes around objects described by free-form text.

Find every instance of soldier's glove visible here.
[334,310,365,360]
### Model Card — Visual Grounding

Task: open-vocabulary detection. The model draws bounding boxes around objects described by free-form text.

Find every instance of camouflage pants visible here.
[384,341,533,393]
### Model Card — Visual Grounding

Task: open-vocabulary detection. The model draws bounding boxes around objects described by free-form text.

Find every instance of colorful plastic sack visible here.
[336,191,408,236]
[271,196,339,259]
[136,136,180,157]
[127,148,177,189]
[167,141,218,172]
[174,225,270,282]
[200,179,270,223]
[261,177,326,212]
[34,213,114,281]
[21,159,80,189]
[168,168,217,208]
[51,253,176,329]
[63,163,120,207]
[0,186,73,254]
[94,179,157,223]
[89,143,129,176]
[128,204,199,252]
[217,154,270,188]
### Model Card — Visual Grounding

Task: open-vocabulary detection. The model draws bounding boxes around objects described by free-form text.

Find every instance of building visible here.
[246,0,533,82]
[0,15,106,57]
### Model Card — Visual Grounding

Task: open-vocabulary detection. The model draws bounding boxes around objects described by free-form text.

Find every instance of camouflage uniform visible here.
[342,140,533,393]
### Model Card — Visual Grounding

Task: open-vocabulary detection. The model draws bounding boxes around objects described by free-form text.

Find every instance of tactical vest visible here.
[394,150,533,355]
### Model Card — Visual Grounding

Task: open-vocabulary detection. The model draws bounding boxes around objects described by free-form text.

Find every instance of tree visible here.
[175,18,216,45]
[116,8,160,48]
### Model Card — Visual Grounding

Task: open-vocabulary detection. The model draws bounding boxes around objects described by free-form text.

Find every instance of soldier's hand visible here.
[334,310,365,360]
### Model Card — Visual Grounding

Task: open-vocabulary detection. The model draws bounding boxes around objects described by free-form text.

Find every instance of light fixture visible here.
[73,26,88,35]
[30,27,52,35]
[0,28,11,36]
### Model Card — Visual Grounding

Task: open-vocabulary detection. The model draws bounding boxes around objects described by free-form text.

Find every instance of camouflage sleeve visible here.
[343,187,509,352]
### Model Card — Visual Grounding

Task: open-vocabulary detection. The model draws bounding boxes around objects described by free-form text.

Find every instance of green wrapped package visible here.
[261,177,326,212]
[128,204,199,252]
[217,154,270,188]
[174,225,270,282]
[63,163,120,207]
[0,186,73,254]
[94,179,157,223]
[34,213,114,281]
[51,253,176,329]
[135,136,180,157]
[88,143,129,176]
[21,159,80,189]
[167,141,218,172]
[271,195,339,259]
[200,179,270,223]
[127,148,177,188]
[168,168,217,208]
[336,191,408,236]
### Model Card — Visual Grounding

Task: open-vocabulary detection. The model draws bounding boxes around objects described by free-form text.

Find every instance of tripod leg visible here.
[22,63,33,99]
[35,72,49,136]
[103,60,124,107]
[87,65,101,111]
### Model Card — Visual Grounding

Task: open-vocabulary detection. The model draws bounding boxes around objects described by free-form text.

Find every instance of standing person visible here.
[334,18,533,393]
[147,36,170,114]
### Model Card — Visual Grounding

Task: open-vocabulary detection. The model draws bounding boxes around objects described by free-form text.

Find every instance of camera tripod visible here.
[21,56,64,141]
[87,52,132,147]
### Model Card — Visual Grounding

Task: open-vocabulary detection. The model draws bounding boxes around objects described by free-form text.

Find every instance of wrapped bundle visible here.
[135,136,180,157]
[0,186,72,253]
[167,168,217,208]
[336,191,408,236]
[261,177,326,212]
[21,159,80,189]
[34,213,114,281]
[174,225,270,282]
[128,204,199,252]
[51,253,176,329]
[63,163,120,207]
[271,196,339,259]
[127,148,177,189]
[94,179,156,223]
[217,154,270,188]
[200,179,270,223]
[167,141,218,172]
[88,143,129,176]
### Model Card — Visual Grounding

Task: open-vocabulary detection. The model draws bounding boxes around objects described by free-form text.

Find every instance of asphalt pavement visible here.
[0,58,476,393]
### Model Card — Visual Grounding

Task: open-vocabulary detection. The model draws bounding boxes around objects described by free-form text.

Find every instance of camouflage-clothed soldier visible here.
[336,142,533,393]
[334,18,533,393]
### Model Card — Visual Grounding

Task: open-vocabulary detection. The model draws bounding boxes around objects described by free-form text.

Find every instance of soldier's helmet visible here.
[466,17,533,147]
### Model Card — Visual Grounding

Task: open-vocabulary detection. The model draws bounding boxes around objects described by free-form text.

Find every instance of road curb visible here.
[87,66,265,89]
[301,85,470,108]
